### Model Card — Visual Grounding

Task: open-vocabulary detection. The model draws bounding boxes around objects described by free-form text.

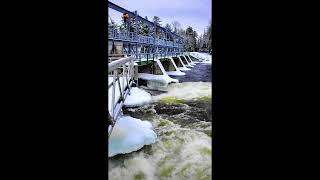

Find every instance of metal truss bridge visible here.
[108,1,185,62]
[107,2,196,138]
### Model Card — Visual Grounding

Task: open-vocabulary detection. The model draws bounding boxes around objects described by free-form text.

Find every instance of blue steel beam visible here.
[135,11,138,35]
[127,15,130,33]
[108,1,182,40]
[109,2,156,29]
[153,22,156,44]
[108,2,136,18]
[108,1,184,59]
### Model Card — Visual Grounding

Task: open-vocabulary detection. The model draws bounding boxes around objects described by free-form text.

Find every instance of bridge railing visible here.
[133,52,182,60]
[109,28,183,47]
[155,39,166,46]
[167,41,174,47]
[108,28,135,42]
[108,56,136,138]
[136,53,152,60]
[137,35,147,43]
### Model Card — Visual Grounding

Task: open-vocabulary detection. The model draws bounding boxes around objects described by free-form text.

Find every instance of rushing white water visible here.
[108,122,211,180]
[109,53,213,179]
[108,115,157,157]
[138,73,178,84]
[109,81,212,180]
[153,82,212,101]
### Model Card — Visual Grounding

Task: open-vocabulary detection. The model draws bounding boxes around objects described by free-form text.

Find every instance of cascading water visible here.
[108,53,212,180]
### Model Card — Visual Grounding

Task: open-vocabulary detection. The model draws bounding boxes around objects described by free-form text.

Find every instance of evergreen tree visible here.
[138,20,145,35]
[165,23,173,32]
[207,20,212,53]
[164,23,173,40]
[143,16,150,36]
[152,16,162,38]
[184,26,198,51]
[152,16,161,26]
[198,34,204,51]
[198,20,212,53]
[193,30,198,51]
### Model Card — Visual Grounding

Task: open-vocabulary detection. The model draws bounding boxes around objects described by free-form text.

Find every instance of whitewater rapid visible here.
[108,52,212,179]
[109,82,212,180]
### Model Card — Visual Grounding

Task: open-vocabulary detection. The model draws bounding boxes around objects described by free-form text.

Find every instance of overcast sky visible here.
[108,0,212,36]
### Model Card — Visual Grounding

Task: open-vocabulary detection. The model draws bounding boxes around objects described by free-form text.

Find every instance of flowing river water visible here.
[108,58,212,180]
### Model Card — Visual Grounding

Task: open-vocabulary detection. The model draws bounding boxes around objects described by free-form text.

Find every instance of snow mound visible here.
[189,52,212,64]
[124,87,152,107]
[138,73,179,84]
[108,116,157,157]
[178,67,191,71]
[166,71,186,76]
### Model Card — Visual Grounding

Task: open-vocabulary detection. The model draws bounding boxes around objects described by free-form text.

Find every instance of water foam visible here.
[109,116,212,180]
[153,82,212,101]
[109,66,212,179]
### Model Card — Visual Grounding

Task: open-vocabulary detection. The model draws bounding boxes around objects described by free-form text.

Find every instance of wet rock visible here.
[123,105,156,119]
[184,99,212,122]
[185,108,211,122]
[154,103,187,115]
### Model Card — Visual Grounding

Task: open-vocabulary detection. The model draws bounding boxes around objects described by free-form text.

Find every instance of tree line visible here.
[108,15,212,53]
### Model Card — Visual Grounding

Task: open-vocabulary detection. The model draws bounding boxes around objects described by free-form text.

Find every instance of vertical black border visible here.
[4,0,316,179]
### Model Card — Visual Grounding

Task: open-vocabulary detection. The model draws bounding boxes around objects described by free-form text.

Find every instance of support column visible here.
[153,22,156,44]
[173,34,175,47]
[148,24,150,41]
[135,11,138,41]
[134,11,138,59]
[165,29,168,46]
[136,43,138,60]
[128,15,130,33]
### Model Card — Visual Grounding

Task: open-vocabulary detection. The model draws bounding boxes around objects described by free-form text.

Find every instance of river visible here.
[108,57,212,180]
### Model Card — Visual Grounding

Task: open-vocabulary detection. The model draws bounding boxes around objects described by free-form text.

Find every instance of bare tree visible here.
[171,21,181,33]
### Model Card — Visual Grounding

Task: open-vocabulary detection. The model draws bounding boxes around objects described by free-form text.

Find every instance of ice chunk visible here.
[124,87,152,107]
[108,116,157,157]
